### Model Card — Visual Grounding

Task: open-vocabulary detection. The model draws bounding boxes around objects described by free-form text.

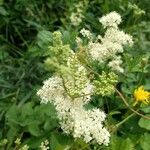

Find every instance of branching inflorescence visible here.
[37,12,133,146]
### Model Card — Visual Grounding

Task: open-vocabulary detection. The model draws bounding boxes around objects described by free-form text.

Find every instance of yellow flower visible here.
[133,86,150,106]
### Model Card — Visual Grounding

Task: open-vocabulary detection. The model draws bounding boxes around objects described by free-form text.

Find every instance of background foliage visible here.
[0,0,150,149]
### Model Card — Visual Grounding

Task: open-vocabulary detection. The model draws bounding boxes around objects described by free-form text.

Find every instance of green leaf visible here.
[140,106,150,113]
[7,126,19,141]
[0,6,8,16]
[25,137,44,149]
[37,30,52,48]
[35,103,56,116]
[138,117,150,130]
[43,119,58,131]
[0,49,9,60]
[106,136,135,150]
[140,133,150,150]
[6,103,35,127]
[20,102,33,118]
[5,105,20,125]
[50,132,73,150]
[28,122,41,137]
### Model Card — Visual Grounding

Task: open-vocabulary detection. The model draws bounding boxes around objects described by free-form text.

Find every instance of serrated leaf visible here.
[7,126,19,141]
[5,105,20,125]
[24,137,44,149]
[106,136,135,150]
[140,133,150,150]
[21,102,33,118]
[44,119,58,131]
[50,132,73,150]
[28,122,41,137]
[138,117,150,130]
[140,106,150,113]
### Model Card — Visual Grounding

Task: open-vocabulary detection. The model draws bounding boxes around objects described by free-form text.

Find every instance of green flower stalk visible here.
[94,71,118,96]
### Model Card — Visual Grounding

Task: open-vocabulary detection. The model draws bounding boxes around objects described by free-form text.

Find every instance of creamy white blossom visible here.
[70,12,83,26]
[76,37,83,45]
[88,11,133,72]
[37,54,95,117]
[89,27,133,62]
[70,1,85,26]
[37,74,93,112]
[99,11,122,28]
[60,107,110,145]
[19,145,29,150]
[37,54,110,146]
[102,27,133,46]
[108,56,124,73]
[80,28,93,39]
[37,76,65,104]
[40,140,49,150]
[37,12,134,147]
[37,74,110,145]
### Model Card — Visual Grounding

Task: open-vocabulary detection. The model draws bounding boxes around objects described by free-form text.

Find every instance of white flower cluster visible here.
[38,12,133,147]
[70,13,83,26]
[70,1,89,26]
[80,28,93,39]
[37,75,110,145]
[37,54,94,116]
[61,107,110,145]
[108,56,124,73]
[70,2,84,26]
[88,11,133,72]
[40,140,49,150]
[75,37,83,45]
[19,145,29,150]
[99,11,122,28]
[37,55,110,146]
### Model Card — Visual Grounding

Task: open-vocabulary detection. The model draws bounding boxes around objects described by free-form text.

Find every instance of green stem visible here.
[115,113,135,128]
[138,67,144,86]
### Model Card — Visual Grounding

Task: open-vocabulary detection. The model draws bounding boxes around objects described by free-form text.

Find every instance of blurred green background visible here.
[0,0,150,149]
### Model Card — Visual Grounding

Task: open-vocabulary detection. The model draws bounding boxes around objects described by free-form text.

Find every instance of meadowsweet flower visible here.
[108,56,124,73]
[14,138,21,145]
[102,27,133,46]
[80,28,93,39]
[133,86,150,106]
[70,1,87,26]
[37,52,110,146]
[37,52,95,116]
[37,75,110,145]
[88,11,133,72]
[60,107,110,145]
[99,11,122,28]
[76,37,83,45]
[19,145,29,150]
[36,13,137,146]
[70,13,83,26]
[40,140,49,150]
[0,139,8,146]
